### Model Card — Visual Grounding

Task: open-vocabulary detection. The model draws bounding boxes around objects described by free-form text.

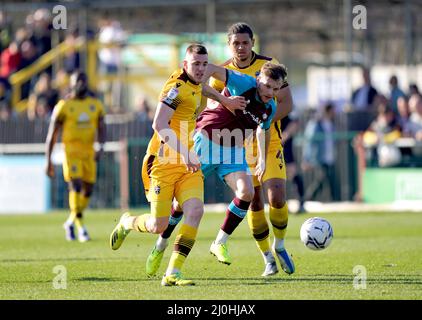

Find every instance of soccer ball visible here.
[300,217,333,250]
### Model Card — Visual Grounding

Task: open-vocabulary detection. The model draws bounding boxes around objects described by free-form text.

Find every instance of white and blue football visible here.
[300,217,333,250]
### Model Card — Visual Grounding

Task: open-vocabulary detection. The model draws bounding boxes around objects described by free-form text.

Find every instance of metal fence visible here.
[0,111,376,208]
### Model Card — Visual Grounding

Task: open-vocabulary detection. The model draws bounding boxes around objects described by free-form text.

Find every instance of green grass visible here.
[0,209,421,300]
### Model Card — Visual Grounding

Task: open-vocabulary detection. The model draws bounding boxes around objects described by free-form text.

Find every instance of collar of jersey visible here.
[181,68,201,86]
[232,51,257,70]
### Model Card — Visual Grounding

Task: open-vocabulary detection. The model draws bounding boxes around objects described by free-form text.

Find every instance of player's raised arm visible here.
[45,106,63,178]
[203,63,228,83]
[152,102,200,172]
[202,83,246,112]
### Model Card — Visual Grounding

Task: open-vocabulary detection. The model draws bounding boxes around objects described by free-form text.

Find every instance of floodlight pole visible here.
[343,0,353,107]
[206,0,216,43]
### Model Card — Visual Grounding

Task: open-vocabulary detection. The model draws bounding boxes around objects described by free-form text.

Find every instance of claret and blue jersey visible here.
[196,69,276,147]
[194,69,276,181]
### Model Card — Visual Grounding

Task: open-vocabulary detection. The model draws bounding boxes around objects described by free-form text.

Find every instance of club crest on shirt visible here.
[154,185,161,195]
[77,112,90,123]
[89,105,96,112]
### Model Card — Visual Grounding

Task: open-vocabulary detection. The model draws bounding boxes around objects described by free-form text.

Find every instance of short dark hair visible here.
[186,43,208,55]
[227,22,254,40]
[260,62,287,83]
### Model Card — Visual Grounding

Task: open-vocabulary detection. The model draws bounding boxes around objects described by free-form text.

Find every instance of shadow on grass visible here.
[75,276,155,282]
[200,274,422,286]
[0,257,136,263]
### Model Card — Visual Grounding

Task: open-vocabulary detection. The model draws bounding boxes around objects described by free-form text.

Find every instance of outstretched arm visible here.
[202,83,246,113]
[203,63,228,83]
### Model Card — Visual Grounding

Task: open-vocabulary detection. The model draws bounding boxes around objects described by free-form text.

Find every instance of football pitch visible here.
[0,210,421,300]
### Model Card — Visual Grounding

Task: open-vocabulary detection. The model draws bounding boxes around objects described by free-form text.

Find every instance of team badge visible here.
[71,165,77,172]
[90,105,96,112]
[154,185,161,195]
[262,114,268,120]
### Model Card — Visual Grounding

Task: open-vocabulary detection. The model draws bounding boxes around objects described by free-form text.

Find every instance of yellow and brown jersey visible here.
[209,51,289,149]
[147,68,202,161]
[53,96,105,158]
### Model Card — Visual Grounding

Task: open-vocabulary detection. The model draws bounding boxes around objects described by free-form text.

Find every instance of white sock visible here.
[263,250,275,264]
[122,216,136,230]
[215,229,229,245]
[156,236,169,251]
[64,218,74,226]
[166,267,180,276]
[273,238,285,251]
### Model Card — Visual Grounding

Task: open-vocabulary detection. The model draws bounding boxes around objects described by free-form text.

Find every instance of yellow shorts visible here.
[247,145,286,187]
[63,154,97,184]
[141,154,204,218]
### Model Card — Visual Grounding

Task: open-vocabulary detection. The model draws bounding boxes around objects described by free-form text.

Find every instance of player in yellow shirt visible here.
[212,22,295,276]
[146,23,295,277]
[109,44,246,286]
[45,71,106,242]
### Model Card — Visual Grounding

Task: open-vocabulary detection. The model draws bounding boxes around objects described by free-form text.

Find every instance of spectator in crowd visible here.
[27,73,59,120]
[397,96,411,136]
[0,10,12,52]
[408,91,422,114]
[32,96,50,120]
[32,8,52,57]
[134,96,154,122]
[0,78,15,121]
[407,95,422,141]
[98,18,126,74]
[14,27,29,48]
[409,83,419,97]
[53,68,71,99]
[353,102,402,202]
[63,28,81,75]
[98,18,127,111]
[302,103,337,202]
[280,114,306,213]
[0,80,11,119]
[19,39,39,99]
[0,41,21,78]
[0,101,14,121]
[388,75,406,115]
[351,67,379,111]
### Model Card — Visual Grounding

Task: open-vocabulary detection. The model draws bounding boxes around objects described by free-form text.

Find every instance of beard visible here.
[75,86,88,98]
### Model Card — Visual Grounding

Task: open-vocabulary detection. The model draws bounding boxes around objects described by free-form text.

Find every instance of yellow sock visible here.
[135,214,151,233]
[79,195,90,212]
[167,224,197,274]
[69,191,81,225]
[269,204,289,239]
[74,195,90,229]
[247,209,271,253]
